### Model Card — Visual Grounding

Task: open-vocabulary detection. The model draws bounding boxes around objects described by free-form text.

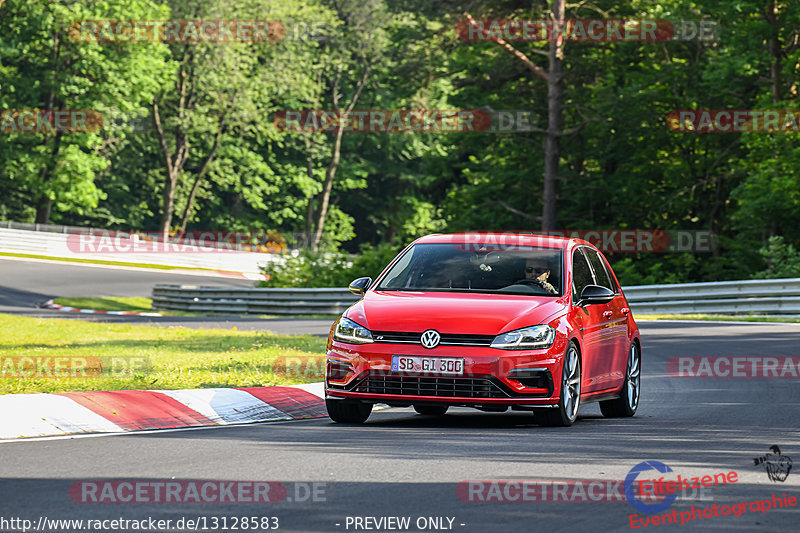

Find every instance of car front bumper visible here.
[325,339,568,407]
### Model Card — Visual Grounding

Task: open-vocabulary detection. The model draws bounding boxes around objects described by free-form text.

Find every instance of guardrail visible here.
[151,278,800,316]
[152,286,358,315]
[621,278,800,315]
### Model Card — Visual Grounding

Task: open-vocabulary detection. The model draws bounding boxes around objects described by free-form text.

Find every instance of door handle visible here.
[603,310,613,318]
[621,307,630,315]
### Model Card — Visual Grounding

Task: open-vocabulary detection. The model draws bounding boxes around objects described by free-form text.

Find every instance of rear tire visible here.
[600,341,640,418]
[414,405,448,416]
[536,341,581,427]
[326,398,372,423]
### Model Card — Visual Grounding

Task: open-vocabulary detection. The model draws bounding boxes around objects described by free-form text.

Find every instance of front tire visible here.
[600,341,640,418]
[414,405,448,416]
[326,398,372,423]
[536,341,581,427]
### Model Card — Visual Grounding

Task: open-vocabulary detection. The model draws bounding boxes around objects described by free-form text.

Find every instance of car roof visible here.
[411,232,589,250]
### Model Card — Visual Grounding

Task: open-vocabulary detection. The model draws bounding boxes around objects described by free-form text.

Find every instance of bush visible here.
[259,242,404,288]
[755,236,800,279]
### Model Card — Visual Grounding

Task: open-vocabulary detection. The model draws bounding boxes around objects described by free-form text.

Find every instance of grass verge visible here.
[636,313,800,323]
[0,313,329,394]
[53,296,156,313]
[52,296,202,317]
[51,297,337,320]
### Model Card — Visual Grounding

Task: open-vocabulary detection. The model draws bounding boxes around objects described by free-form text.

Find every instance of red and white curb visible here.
[0,383,326,440]
[41,299,164,317]
[225,271,268,281]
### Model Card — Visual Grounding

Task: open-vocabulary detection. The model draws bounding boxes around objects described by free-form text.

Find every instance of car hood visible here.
[344,290,567,335]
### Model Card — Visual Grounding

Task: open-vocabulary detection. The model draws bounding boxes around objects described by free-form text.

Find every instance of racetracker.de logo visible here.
[69,20,286,43]
[1,356,149,379]
[69,481,326,503]
[667,356,800,378]
[1,110,103,133]
[456,478,711,503]
[668,110,800,133]
[65,230,286,254]
[456,19,719,42]
[451,230,715,253]
[273,110,539,133]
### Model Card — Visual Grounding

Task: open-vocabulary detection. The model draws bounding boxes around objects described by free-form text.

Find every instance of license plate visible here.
[391,355,465,375]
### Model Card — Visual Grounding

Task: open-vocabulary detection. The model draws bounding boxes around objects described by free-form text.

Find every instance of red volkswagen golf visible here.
[325,233,641,426]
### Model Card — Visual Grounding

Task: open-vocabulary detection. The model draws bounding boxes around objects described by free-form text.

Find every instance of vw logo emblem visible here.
[420,329,441,349]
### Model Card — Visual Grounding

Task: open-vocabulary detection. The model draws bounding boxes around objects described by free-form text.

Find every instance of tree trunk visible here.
[304,137,317,248]
[764,0,782,103]
[541,0,565,231]
[464,5,567,232]
[177,125,224,235]
[35,198,53,224]
[153,96,188,242]
[311,126,345,251]
[310,66,371,251]
[34,30,61,225]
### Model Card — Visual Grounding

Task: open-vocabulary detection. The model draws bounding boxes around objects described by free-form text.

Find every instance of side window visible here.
[572,249,594,301]
[586,248,614,291]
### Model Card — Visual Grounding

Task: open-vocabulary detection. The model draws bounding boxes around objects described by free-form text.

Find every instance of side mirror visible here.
[348,276,372,296]
[578,284,615,306]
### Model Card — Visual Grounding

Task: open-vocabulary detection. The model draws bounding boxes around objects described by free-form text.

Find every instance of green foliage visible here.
[755,237,800,279]
[2,0,800,285]
[0,0,172,222]
[259,242,403,287]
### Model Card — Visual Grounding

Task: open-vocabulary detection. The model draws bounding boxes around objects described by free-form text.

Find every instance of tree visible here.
[0,0,171,224]
[151,0,327,240]
[463,0,579,231]
[301,0,390,251]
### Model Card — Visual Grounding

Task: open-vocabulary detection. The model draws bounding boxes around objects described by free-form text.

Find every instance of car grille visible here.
[351,372,509,398]
[372,331,495,347]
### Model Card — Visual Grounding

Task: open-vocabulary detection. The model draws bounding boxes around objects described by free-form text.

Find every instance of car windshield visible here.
[377,243,563,296]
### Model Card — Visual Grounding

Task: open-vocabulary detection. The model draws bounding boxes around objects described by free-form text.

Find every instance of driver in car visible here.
[524,258,558,295]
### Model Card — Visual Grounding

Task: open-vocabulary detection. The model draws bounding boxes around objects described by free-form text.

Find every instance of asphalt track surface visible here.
[0,258,334,335]
[2,321,800,532]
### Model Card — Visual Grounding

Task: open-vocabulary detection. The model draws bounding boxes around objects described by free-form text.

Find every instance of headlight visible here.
[333,317,374,344]
[490,325,555,350]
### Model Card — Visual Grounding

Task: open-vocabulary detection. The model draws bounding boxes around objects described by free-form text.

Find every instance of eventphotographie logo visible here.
[625,461,678,514]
